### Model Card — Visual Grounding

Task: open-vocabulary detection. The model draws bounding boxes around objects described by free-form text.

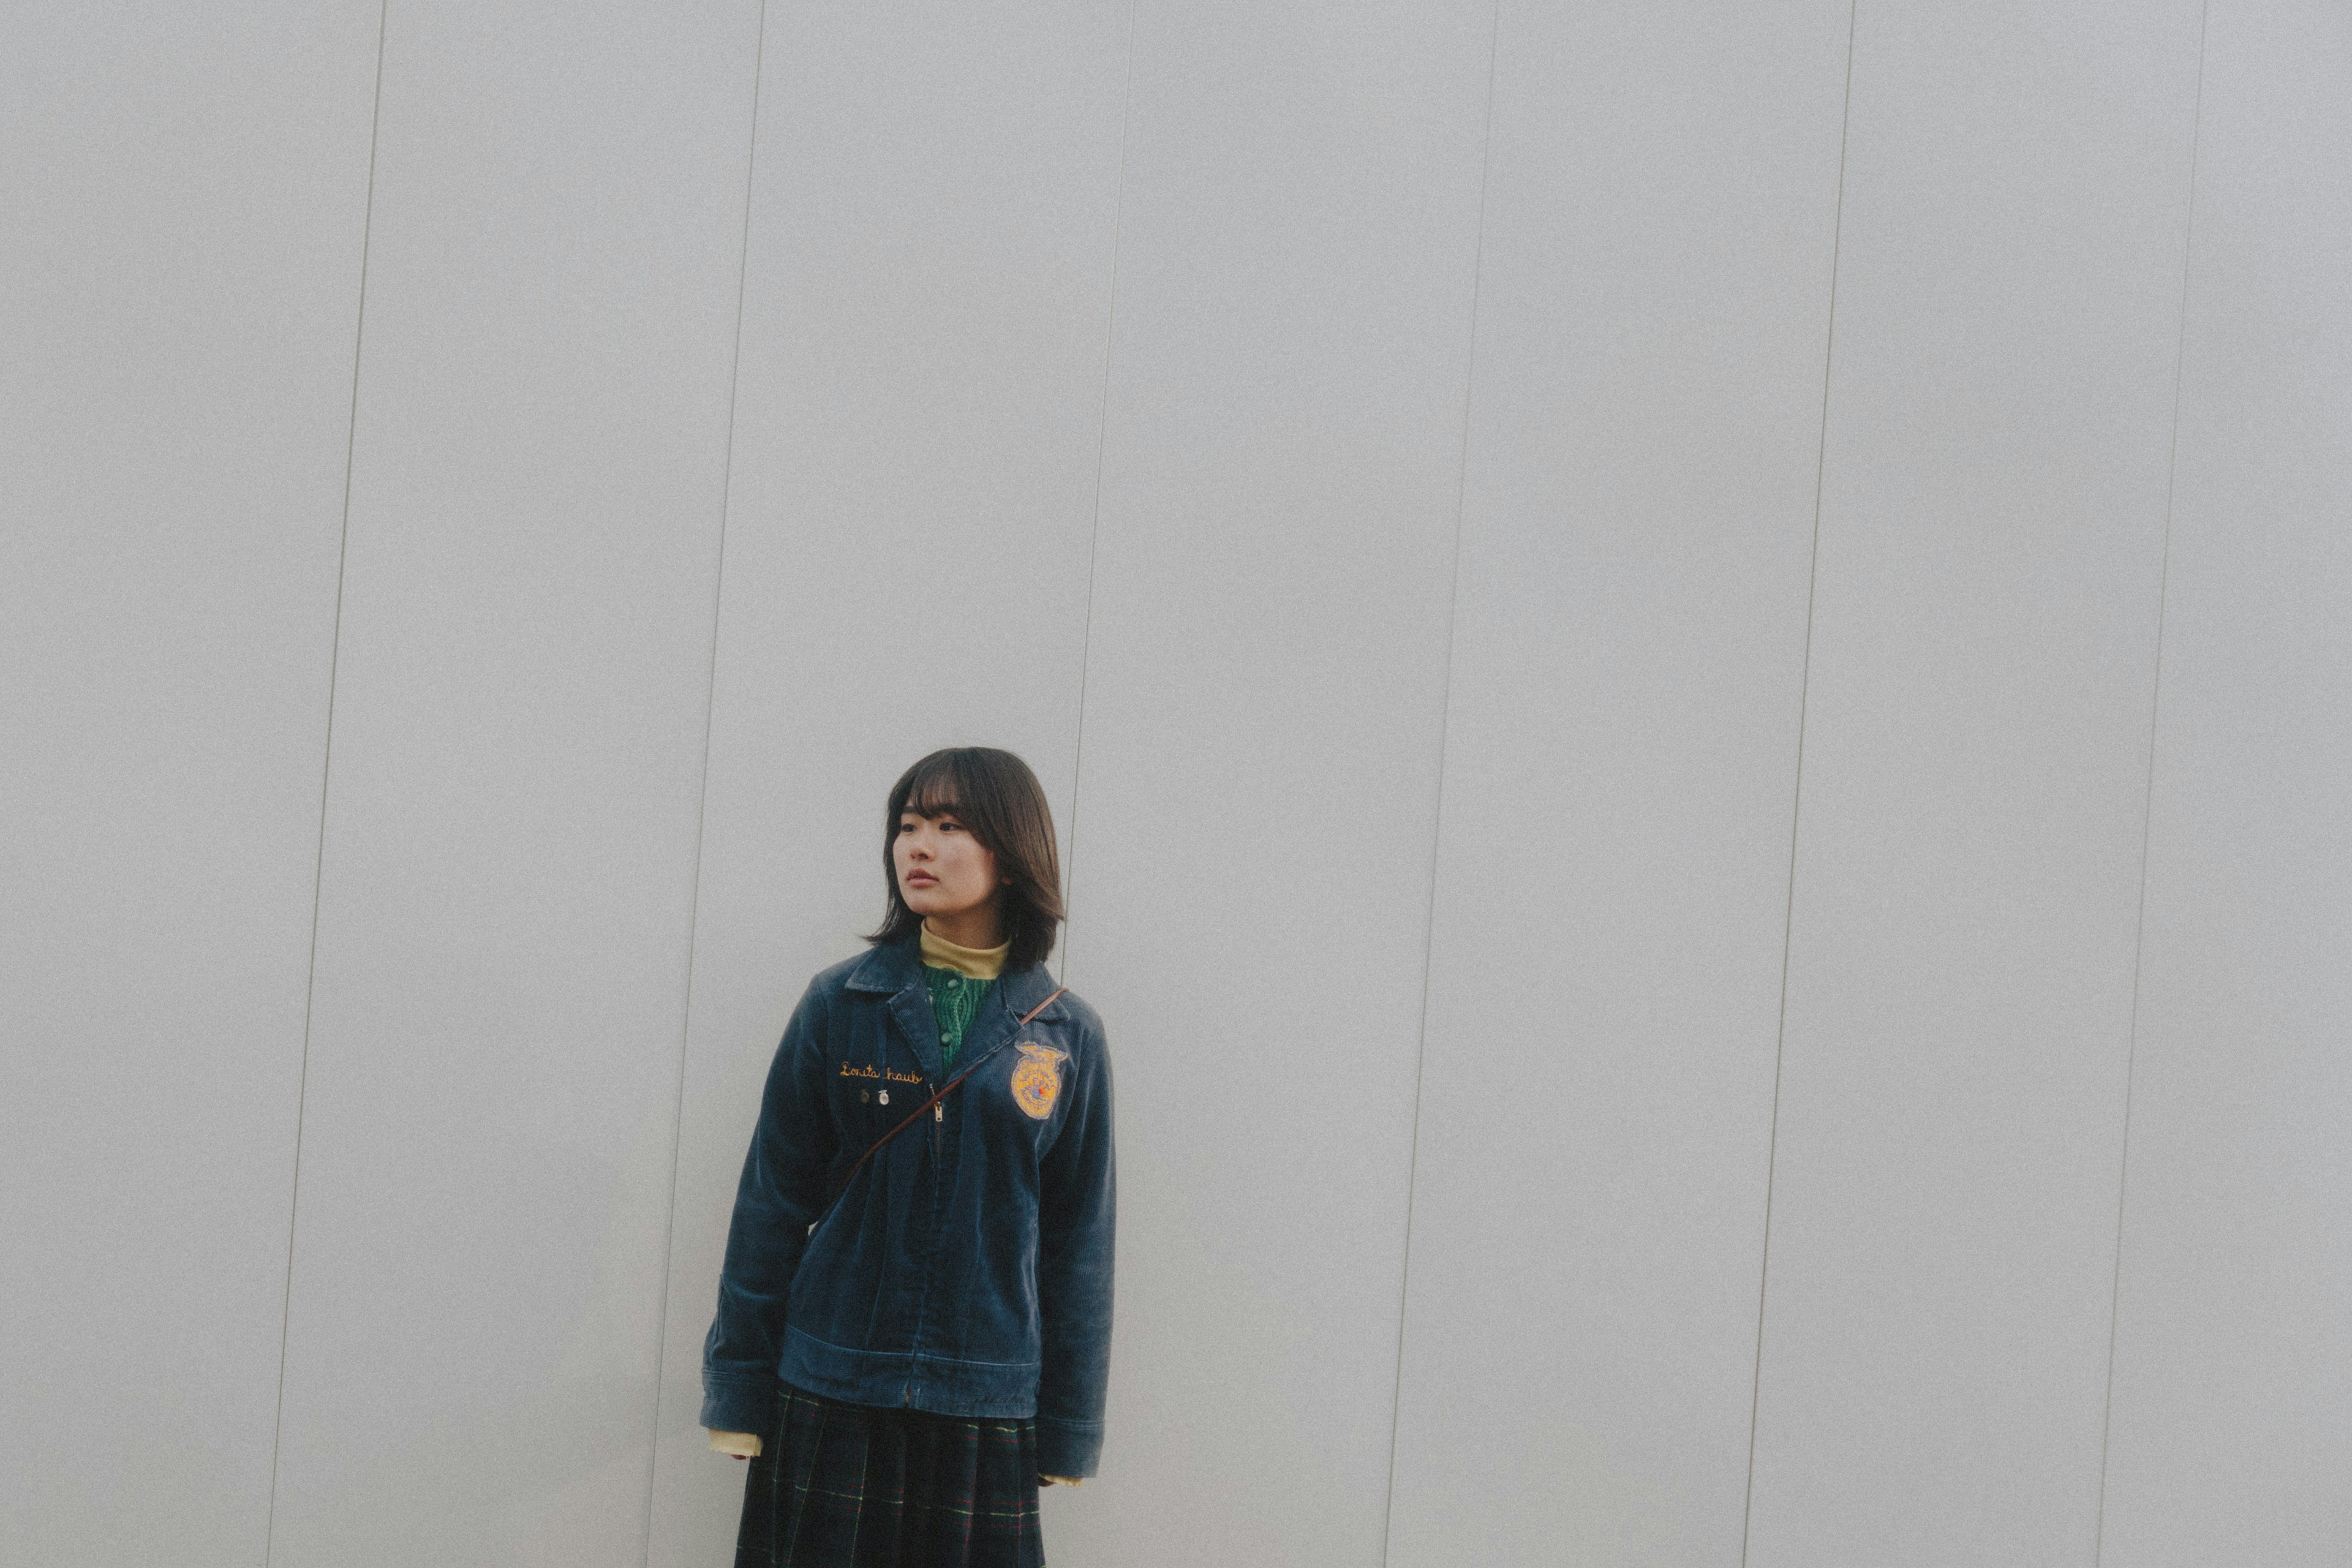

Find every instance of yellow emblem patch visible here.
[1009,1041,1071,1120]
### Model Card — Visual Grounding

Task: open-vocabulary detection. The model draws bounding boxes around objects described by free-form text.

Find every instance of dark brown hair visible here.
[862,747,1066,973]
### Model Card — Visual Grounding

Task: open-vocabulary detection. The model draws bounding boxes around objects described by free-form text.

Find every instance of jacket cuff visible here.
[1033,1416,1102,1479]
[701,1373,775,1437]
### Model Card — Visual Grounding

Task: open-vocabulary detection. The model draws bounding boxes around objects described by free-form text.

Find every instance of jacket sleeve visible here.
[700,978,836,1436]
[1032,1009,1115,1478]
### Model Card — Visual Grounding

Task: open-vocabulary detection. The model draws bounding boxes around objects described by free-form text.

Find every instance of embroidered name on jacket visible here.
[839,1062,922,1084]
[1009,1041,1071,1119]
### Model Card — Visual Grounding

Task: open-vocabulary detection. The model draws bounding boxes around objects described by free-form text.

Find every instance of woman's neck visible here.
[921,910,1006,956]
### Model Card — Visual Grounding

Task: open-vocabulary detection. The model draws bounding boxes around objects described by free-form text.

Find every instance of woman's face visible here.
[894,804,1001,922]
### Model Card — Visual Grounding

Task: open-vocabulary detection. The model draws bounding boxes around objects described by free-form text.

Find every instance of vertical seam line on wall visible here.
[1378,3,1502,1561]
[263,2,390,1561]
[1058,0,1142,990]
[1738,3,1858,1562]
[639,4,769,1560]
[2092,6,2209,1561]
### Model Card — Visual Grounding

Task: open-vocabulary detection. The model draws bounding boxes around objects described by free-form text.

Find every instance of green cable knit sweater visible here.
[918,921,1006,1066]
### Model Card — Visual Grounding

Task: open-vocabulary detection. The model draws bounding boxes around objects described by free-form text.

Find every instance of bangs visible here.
[898,756,965,820]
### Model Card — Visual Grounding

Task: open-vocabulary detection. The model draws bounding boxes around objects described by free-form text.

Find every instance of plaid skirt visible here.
[734,1382,1047,1568]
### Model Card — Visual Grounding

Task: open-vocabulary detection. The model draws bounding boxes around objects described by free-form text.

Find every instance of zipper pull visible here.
[934,1102,944,1123]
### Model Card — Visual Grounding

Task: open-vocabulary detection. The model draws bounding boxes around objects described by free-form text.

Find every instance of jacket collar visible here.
[846,932,1068,1078]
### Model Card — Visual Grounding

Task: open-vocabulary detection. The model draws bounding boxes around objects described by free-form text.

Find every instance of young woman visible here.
[701,747,1115,1568]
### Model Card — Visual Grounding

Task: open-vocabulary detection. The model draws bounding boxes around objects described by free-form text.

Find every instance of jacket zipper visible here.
[912,1077,946,1408]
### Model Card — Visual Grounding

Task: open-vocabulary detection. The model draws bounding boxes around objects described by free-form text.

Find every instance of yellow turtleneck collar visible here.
[919,920,1009,980]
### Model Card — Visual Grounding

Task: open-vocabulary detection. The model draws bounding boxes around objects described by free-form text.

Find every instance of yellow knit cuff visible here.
[708,1429,762,1458]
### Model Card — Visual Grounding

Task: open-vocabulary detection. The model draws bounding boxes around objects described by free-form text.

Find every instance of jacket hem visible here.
[782,1325,1042,1419]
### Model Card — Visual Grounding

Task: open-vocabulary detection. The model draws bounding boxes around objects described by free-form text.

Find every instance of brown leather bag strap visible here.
[823,986,1068,1210]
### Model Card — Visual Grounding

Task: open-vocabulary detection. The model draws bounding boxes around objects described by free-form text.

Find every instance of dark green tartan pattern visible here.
[736,1382,1046,1568]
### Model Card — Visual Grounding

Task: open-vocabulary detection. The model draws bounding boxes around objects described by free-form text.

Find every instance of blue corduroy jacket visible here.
[701,933,1116,1477]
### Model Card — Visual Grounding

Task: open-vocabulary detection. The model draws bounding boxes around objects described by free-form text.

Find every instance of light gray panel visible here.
[0,9,377,1566]
[643,3,1129,1562]
[1382,4,1850,1565]
[1047,3,1491,1563]
[1745,4,2204,1566]
[2100,4,2352,1562]
[265,5,758,1565]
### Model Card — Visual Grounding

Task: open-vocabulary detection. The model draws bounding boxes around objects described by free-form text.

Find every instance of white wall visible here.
[2098,2,2352,1560]
[1,9,378,1564]
[1744,3,2204,1563]
[1387,3,1850,1561]
[5,4,2346,1567]
[262,5,759,1564]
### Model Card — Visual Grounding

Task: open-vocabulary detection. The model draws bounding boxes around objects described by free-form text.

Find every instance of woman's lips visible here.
[908,874,937,886]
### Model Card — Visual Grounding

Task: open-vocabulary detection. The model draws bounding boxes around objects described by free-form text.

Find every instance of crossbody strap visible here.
[822,985,1068,1210]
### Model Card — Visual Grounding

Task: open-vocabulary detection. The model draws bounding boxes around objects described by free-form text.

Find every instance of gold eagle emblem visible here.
[1009,1041,1071,1120]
